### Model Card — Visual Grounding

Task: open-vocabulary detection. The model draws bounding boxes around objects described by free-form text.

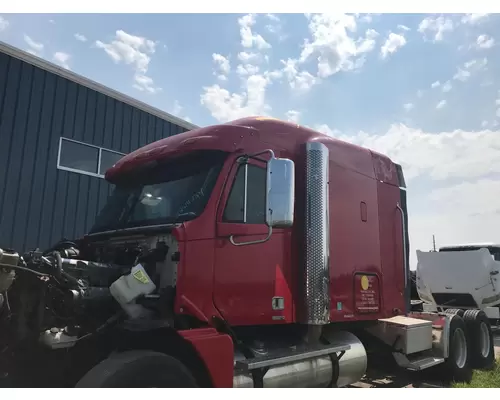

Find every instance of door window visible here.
[223,164,266,224]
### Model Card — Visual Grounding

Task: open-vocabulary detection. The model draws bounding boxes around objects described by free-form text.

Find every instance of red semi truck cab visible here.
[2,117,489,388]
[101,116,410,326]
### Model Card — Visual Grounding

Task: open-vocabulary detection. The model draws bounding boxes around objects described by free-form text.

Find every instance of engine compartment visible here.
[0,232,181,386]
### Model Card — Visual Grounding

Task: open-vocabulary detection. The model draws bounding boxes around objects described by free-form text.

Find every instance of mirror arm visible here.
[237,150,275,165]
[248,149,275,159]
[229,226,273,247]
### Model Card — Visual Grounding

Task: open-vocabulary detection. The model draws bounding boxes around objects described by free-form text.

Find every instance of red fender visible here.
[179,328,234,388]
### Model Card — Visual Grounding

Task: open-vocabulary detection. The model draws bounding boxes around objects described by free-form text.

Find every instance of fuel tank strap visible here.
[235,344,350,371]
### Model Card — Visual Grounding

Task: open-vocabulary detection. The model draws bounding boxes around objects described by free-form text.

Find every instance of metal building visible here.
[0,41,197,253]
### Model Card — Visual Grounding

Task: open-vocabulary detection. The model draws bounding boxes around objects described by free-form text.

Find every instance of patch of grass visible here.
[452,361,500,388]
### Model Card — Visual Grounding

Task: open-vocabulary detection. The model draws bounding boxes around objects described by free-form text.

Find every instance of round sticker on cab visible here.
[360,275,370,291]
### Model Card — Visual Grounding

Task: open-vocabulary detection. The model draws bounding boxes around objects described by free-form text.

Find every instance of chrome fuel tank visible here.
[233,330,367,388]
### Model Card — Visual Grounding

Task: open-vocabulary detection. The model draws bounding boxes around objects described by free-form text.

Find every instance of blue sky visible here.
[1,12,500,267]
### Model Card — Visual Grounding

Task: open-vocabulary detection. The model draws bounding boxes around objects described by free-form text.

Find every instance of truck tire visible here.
[444,308,465,318]
[441,315,472,383]
[75,350,198,388]
[462,310,495,370]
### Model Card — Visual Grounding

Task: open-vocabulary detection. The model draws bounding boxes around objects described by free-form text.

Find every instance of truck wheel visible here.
[75,350,198,388]
[444,308,464,318]
[463,310,495,370]
[441,315,472,383]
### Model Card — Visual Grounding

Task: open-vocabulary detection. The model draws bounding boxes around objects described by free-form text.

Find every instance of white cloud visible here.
[453,68,470,82]
[281,58,318,92]
[403,103,414,111]
[357,13,373,23]
[341,124,500,182]
[313,124,342,136]
[53,51,70,70]
[380,32,406,59]
[23,34,44,56]
[95,30,160,94]
[237,51,261,64]
[397,24,411,31]
[418,16,453,41]
[95,30,156,73]
[481,120,489,128]
[172,100,183,115]
[202,14,278,122]
[266,14,280,22]
[357,28,379,54]
[464,57,488,71]
[0,16,9,32]
[212,53,230,75]
[461,13,489,25]
[168,100,191,122]
[436,100,446,109]
[476,34,495,49]
[442,80,452,92]
[299,14,379,79]
[431,80,441,89]
[212,53,230,81]
[417,89,424,98]
[285,110,301,124]
[132,74,162,94]
[238,14,271,50]
[200,74,270,122]
[236,64,260,77]
[453,57,488,82]
[74,33,87,42]
[264,13,286,41]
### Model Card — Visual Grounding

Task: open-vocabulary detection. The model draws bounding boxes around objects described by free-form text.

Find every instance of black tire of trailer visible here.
[444,308,465,318]
[75,350,198,388]
[440,315,473,383]
[462,309,495,370]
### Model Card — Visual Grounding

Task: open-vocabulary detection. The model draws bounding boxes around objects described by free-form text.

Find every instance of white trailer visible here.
[416,243,499,370]
[416,243,500,322]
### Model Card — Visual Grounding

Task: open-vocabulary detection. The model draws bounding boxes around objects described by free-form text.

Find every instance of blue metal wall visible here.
[0,51,188,252]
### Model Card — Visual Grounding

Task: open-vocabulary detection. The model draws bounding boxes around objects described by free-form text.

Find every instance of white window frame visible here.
[57,137,126,179]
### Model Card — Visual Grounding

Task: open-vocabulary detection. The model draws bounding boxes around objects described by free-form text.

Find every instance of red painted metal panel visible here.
[354,273,381,313]
[179,328,234,388]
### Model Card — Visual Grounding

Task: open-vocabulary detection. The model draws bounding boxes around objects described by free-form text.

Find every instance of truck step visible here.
[393,352,445,371]
[235,343,351,371]
[405,356,445,371]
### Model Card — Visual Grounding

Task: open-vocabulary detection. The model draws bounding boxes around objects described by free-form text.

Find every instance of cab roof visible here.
[105,116,400,187]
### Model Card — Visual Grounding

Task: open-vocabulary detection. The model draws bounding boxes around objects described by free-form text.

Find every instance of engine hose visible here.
[52,251,85,289]
[2,264,50,277]
[42,240,78,256]
[53,251,63,277]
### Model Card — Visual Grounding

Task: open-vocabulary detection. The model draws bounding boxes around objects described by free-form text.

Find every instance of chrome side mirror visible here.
[229,151,295,247]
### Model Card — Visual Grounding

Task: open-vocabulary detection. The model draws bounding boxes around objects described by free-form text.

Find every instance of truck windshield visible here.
[90,150,227,233]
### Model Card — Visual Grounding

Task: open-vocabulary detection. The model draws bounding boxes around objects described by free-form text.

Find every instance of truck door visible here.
[213,157,292,326]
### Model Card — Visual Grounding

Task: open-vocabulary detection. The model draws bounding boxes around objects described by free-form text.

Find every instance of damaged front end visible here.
[0,229,182,387]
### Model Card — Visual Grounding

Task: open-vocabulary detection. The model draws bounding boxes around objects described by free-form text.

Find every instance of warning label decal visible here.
[354,274,380,313]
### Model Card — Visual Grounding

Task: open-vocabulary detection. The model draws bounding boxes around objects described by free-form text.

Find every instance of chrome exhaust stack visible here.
[302,141,331,326]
